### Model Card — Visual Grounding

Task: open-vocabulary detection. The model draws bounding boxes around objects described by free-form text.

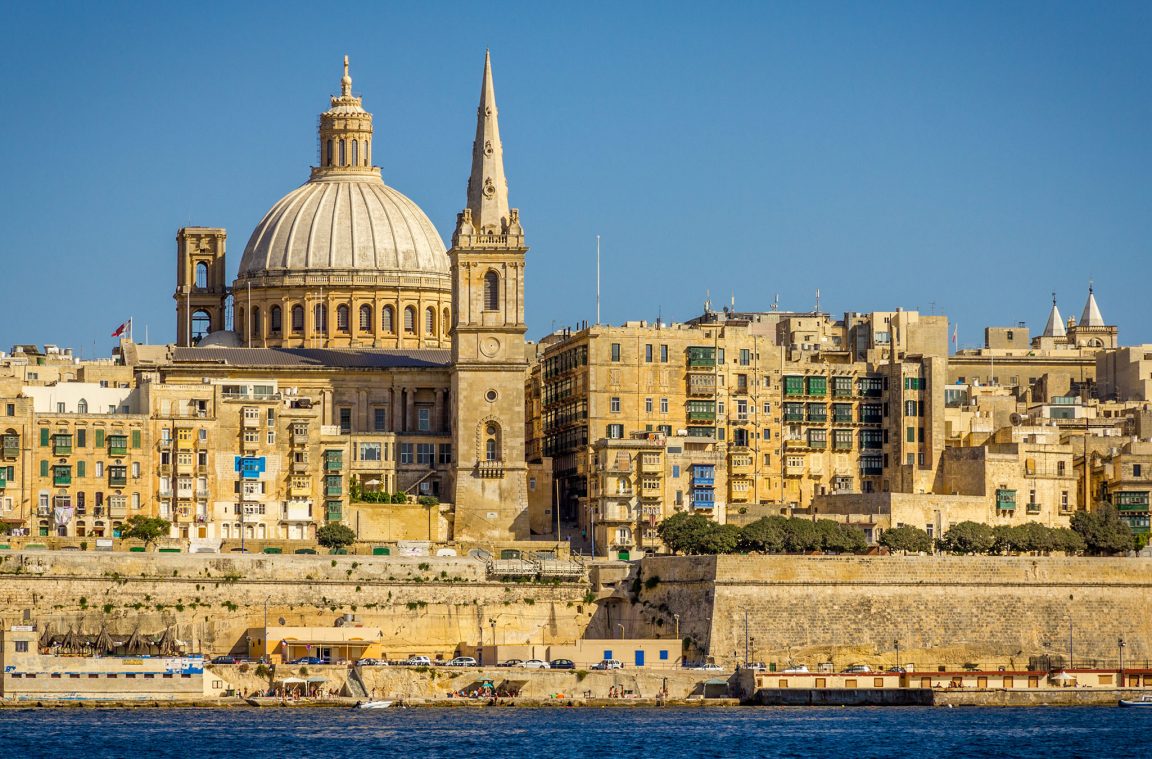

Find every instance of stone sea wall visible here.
[625,555,1152,670]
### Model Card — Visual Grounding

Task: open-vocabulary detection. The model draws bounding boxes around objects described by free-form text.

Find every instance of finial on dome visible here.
[341,55,352,97]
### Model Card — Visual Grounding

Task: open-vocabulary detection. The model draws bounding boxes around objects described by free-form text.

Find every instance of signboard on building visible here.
[396,541,431,557]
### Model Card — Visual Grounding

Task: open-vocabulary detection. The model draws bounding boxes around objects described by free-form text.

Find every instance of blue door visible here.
[634,649,645,667]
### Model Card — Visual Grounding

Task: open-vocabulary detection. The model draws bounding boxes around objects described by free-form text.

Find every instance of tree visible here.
[698,524,741,554]
[739,517,789,553]
[880,525,933,554]
[317,523,357,551]
[657,512,716,555]
[820,521,867,553]
[1071,505,1134,555]
[1051,527,1086,555]
[119,515,171,549]
[783,518,824,553]
[938,521,996,554]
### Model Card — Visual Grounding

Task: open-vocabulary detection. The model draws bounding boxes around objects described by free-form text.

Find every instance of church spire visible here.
[341,54,352,97]
[1080,283,1105,328]
[464,50,512,236]
[1043,293,1066,338]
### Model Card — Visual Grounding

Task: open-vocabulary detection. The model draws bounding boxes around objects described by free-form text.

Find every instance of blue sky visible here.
[1,1,1149,353]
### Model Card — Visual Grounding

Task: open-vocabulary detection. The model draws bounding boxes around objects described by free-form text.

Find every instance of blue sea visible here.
[0,706,1143,757]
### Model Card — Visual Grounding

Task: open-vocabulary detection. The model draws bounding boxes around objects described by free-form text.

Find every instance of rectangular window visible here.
[359,443,382,462]
[399,443,413,464]
[131,430,141,448]
[660,345,668,363]
[645,344,653,363]
[610,397,621,414]
[645,398,653,413]
[606,424,624,439]
[76,429,86,448]
[416,443,435,465]
[338,408,352,434]
[660,398,669,414]
[374,408,387,431]
[417,407,431,432]
[611,343,621,362]
[739,348,750,366]
[438,444,452,465]
[14,640,28,653]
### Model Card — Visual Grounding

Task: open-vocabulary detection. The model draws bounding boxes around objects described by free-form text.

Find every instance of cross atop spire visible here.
[465,50,512,235]
[341,55,352,97]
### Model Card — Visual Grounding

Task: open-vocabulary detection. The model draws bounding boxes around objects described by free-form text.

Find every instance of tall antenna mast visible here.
[595,235,601,325]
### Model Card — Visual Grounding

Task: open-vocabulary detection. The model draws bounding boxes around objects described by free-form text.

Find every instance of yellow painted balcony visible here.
[640,483,662,498]
[289,481,312,498]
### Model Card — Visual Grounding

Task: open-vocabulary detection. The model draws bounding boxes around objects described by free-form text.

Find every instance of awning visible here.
[305,676,327,683]
[277,677,306,684]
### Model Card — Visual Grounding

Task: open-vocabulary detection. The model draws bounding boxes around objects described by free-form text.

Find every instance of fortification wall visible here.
[626,555,1152,670]
[0,552,592,659]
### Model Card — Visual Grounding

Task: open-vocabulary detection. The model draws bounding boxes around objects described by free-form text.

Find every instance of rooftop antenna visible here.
[731,290,736,312]
[815,288,821,314]
[704,289,712,314]
[595,235,601,325]
[771,293,779,312]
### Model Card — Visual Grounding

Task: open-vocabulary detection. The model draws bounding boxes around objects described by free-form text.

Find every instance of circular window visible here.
[485,389,498,402]
[486,424,498,436]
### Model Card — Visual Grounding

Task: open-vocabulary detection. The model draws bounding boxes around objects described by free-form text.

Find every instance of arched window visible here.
[382,305,394,333]
[191,310,211,342]
[314,304,327,333]
[484,270,500,311]
[337,305,350,333]
[252,306,261,336]
[326,139,333,166]
[359,304,372,331]
[485,423,502,461]
[362,140,369,166]
[339,139,346,166]
[194,262,208,289]
[237,307,244,337]
[351,140,359,166]
[442,307,451,336]
[270,305,282,333]
[77,399,88,414]
[404,306,416,334]
[291,305,304,332]
[425,307,436,336]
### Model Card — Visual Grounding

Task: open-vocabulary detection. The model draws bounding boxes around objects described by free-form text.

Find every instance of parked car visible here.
[745,662,768,671]
[842,664,872,673]
[592,659,624,670]
[356,658,385,667]
[522,659,551,669]
[291,656,324,665]
[497,659,523,668]
[405,656,432,666]
[211,655,241,665]
[782,665,809,673]
[549,658,575,670]
[886,666,907,674]
[693,663,724,672]
[445,657,478,667]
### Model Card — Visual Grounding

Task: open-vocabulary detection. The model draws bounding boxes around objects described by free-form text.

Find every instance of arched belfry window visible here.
[291,305,304,333]
[483,271,500,311]
[425,307,436,336]
[442,307,451,336]
[191,310,211,342]
[337,305,350,333]
[252,307,261,336]
[194,262,208,289]
[382,305,394,333]
[484,422,502,461]
[404,306,416,334]
[325,139,333,166]
[362,140,369,166]
[270,305,282,333]
[359,304,372,331]
[339,140,346,166]
[351,140,359,166]
[314,304,327,333]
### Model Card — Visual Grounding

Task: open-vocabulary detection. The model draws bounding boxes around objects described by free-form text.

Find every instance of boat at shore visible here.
[1118,695,1152,708]
[354,700,395,710]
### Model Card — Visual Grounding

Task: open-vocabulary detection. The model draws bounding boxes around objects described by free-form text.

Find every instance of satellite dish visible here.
[1010,413,1023,425]
[278,617,286,626]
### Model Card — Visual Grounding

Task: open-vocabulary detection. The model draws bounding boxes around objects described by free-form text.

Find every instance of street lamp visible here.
[1119,637,1126,685]
[489,618,497,665]
[617,623,625,640]
[894,640,901,670]
[673,614,680,641]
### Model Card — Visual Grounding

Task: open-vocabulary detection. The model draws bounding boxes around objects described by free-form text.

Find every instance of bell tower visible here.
[175,227,228,346]
[450,51,530,540]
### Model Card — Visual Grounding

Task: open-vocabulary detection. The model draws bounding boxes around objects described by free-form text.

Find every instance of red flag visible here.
[111,320,129,337]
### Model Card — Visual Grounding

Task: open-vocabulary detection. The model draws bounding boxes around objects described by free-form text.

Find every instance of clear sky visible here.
[1,1,1149,354]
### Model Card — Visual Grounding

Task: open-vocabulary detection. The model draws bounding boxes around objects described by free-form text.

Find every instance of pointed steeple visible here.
[464,50,512,235]
[341,54,352,97]
[1080,283,1105,328]
[1043,293,1066,338]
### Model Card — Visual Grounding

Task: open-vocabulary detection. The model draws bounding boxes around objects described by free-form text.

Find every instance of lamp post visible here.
[673,614,682,667]
[489,618,497,666]
[617,623,625,640]
[894,640,901,670]
[1119,637,1126,686]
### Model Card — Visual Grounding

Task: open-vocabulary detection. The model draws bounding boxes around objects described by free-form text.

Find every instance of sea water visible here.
[0,706,1143,758]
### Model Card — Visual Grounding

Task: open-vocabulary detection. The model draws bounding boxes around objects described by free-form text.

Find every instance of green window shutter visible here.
[95,429,105,447]
[131,430,141,449]
[77,461,86,477]
[40,428,49,447]
[40,460,49,477]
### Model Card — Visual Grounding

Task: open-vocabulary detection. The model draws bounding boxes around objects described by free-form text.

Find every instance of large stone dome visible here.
[236,172,448,282]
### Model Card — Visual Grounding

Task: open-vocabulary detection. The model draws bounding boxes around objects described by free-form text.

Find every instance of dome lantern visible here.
[314,55,375,176]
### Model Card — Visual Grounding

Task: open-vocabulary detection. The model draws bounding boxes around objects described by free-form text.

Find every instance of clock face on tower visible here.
[480,336,501,358]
